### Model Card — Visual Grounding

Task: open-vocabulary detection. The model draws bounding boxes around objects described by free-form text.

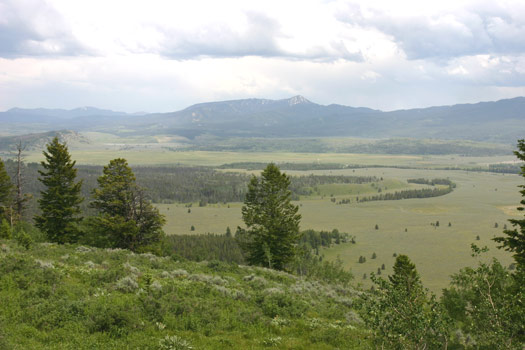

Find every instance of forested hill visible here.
[2,96,525,143]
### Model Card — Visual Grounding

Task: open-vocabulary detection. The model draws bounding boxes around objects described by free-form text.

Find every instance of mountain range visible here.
[1,96,525,143]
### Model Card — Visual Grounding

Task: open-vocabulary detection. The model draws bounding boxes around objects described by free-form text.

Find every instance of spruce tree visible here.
[89,158,165,251]
[494,139,525,268]
[240,163,301,270]
[35,137,83,243]
[363,255,450,348]
[389,254,421,296]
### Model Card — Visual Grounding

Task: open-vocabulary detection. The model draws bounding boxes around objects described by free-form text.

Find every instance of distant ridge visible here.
[2,96,525,143]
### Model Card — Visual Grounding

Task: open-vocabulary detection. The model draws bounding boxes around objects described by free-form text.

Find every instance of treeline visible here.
[488,163,523,174]
[407,178,456,187]
[358,186,454,203]
[289,174,377,198]
[220,161,524,175]
[219,162,350,171]
[162,228,354,284]
[165,228,354,264]
[190,137,513,156]
[3,160,377,206]
[164,233,245,263]
[299,228,354,251]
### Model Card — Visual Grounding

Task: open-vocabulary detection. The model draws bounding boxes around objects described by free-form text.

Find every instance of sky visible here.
[1,0,525,113]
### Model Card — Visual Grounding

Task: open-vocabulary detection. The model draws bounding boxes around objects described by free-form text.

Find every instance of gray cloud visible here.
[336,2,525,61]
[0,0,88,58]
[158,11,363,62]
[158,12,283,59]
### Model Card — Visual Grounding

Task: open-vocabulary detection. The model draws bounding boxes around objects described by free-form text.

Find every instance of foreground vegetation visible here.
[0,240,370,350]
[1,136,524,349]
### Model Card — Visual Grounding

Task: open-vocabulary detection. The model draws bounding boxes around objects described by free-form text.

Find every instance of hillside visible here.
[2,96,525,143]
[0,240,370,350]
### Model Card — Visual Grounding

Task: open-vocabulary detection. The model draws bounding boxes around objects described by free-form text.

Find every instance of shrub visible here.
[158,335,194,350]
[115,276,139,293]
[15,229,32,250]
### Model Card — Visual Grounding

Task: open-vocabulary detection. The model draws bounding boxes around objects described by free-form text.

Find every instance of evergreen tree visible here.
[389,254,421,297]
[494,139,525,268]
[35,137,83,243]
[239,163,301,270]
[0,158,13,223]
[362,255,450,349]
[89,158,165,251]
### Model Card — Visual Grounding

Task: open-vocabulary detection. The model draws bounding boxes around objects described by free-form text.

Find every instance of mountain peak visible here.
[287,95,311,106]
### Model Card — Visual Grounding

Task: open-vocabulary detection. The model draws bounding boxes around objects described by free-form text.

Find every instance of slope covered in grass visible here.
[0,240,371,349]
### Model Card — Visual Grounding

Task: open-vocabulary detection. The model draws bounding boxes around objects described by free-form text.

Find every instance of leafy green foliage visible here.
[0,218,12,239]
[494,139,525,268]
[291,248,353,285]
[0,158,13,220]
[14,228,32,250]
[35,137,83,243]
[442,257,525,349]
[361,255,450,349]
[0,240,370,349]
[239,164,301,270]
[88,158,165,252]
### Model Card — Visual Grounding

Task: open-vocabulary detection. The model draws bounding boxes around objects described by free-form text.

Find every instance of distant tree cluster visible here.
[2,161,380,205]
[299,228,353,252]
[164,233,245,263]
[219,162,350,171]
[407,178,456,187]
[358,186,454,203]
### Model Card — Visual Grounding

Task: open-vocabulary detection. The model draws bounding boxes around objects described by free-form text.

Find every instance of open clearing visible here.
[157,166,521,293]
[22,148,517,168]
[23,146,520,293]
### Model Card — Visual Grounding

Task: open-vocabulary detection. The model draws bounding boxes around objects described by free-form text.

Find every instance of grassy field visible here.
[21,148,517,168]
[19,145,522,293]
[157,166,521,293]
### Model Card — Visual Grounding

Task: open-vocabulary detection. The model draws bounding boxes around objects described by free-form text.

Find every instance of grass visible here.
[0,240,370,349]
[20,148,518,168]
[157,167,521,293]
[14,145,523,293]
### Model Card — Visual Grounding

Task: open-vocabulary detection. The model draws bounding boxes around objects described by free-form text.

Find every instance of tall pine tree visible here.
[35,137,83,243]
[494,139,525,268]
[89,158,165,251]
[239,163,301,270]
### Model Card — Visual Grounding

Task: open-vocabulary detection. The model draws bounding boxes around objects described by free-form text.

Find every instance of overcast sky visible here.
[1,0,525,112]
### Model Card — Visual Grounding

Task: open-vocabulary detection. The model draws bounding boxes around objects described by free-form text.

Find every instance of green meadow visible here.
[22,147,517,168]
[157,166,521,293]
[19,146,522,292]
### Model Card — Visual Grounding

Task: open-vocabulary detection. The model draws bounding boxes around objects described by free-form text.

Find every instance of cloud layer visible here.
[1,0,525,112]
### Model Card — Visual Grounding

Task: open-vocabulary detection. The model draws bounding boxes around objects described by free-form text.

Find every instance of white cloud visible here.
[0,0,525,112]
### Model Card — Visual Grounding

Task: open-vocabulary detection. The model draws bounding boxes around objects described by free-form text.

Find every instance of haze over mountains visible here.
[1,96,525,144]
